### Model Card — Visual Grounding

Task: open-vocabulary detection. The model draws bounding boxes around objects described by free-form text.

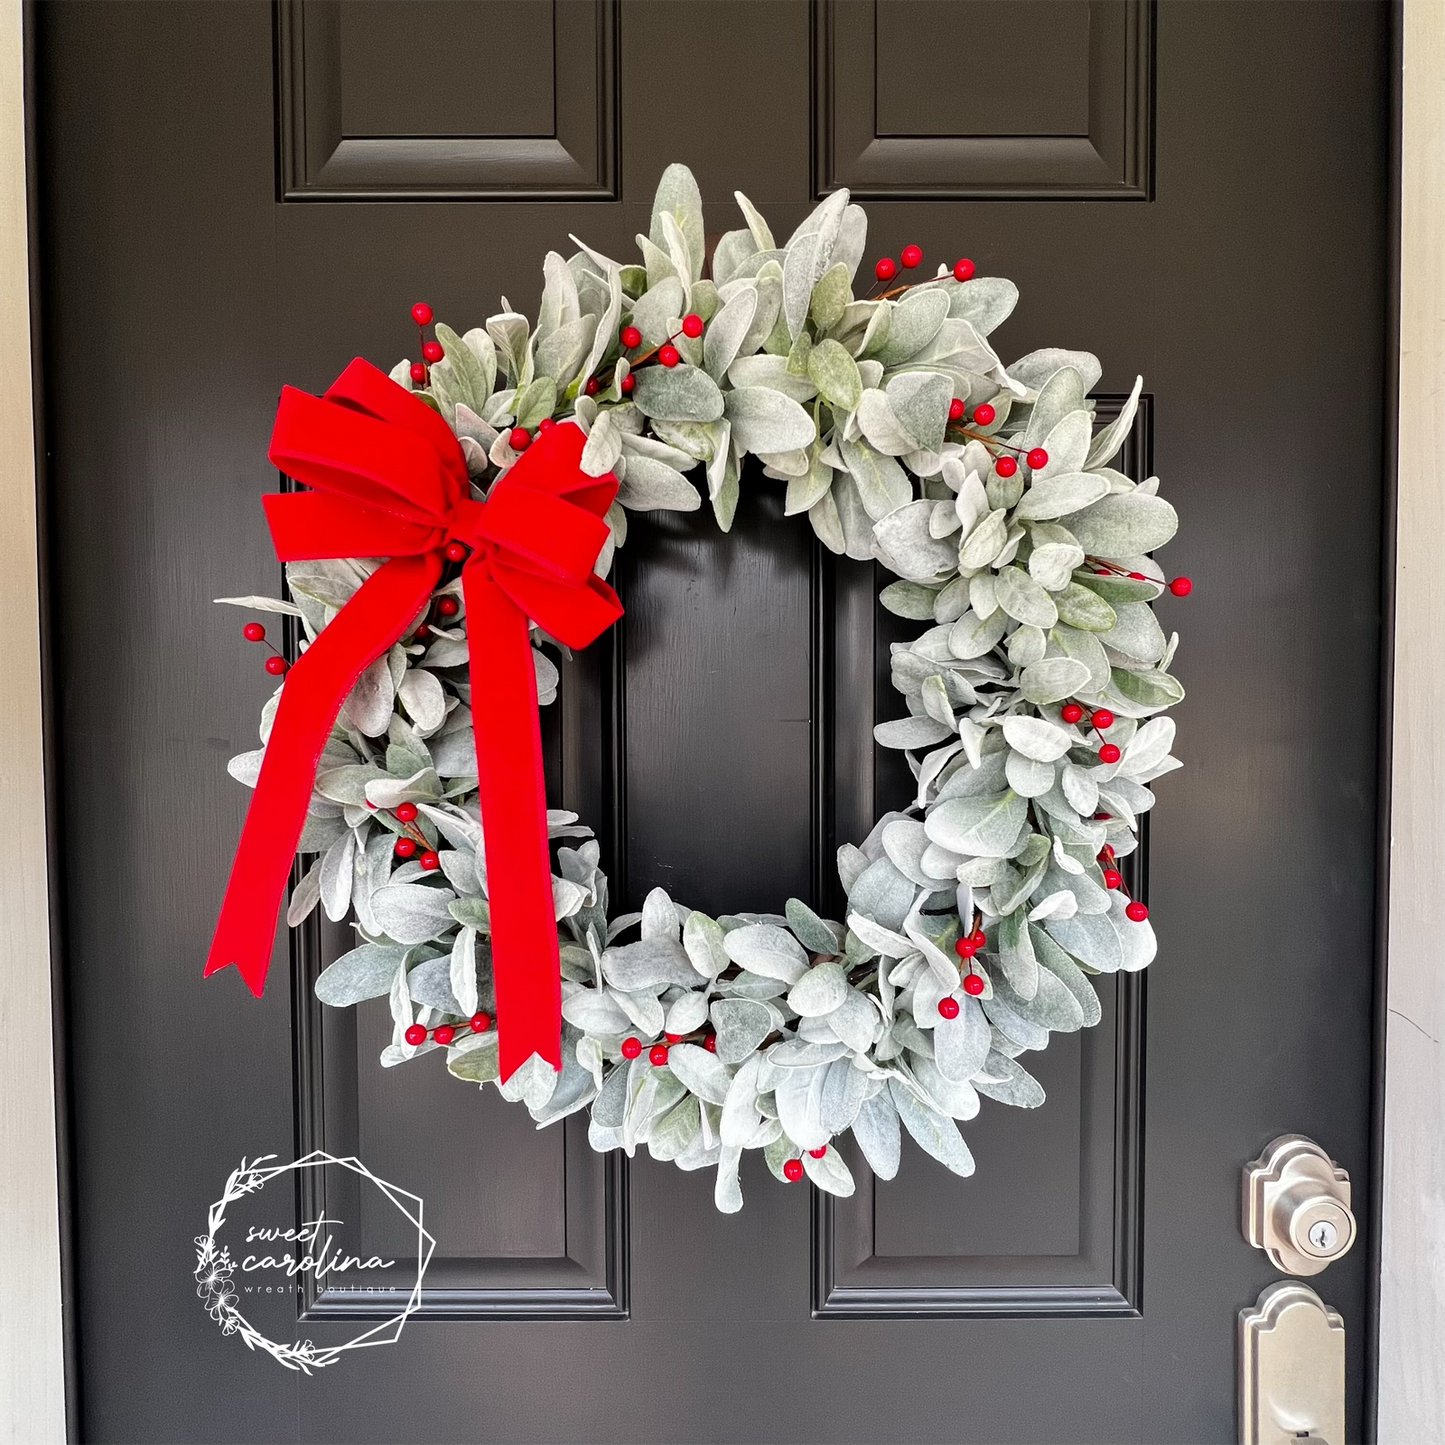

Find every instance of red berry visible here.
[1129,571,1146,580]
[584,376,599,395]
[419,850,440,871]
[681,313,704,338]
[972,402,996,426]
[948,398,965,421]
[432,1024,455,1046]
[953,258,975,282]
[970,929,986,948]
[1026,447,1049,469]
[994,455,1018,478]
[620,373,635,394]
[874,257,897,281]
[900,244,923,268]
[703,1034,717,1053]
[538,418,556,433]
[404,1023,427,1046]
[648,1043,669,1066]
[264,655,287,676]
[1061,702,1085,724]
[954,937,977,958]
[620,1036,642,1060]
[1098,743,1121,764]
[444,540,468,562]
[394,838,416,859]
[1103,868,1123,889]
[962,973,985,997]
[508,427,530,451]
[1169,576,1193,597]
[1125,900,1149,922]
[783,1158,804,1182]
[1094,810,1112,821]
[937,996,960,1020]
[469,1011,491,1033]
[808,1146,829,1158]
[242,621,266,642]
[620,325,642,348]
[665,1032,685,1044]
[394,802,418,823]
[421,339,444,364]
[410,302,433,326]
[1099,844,1116,861]
[1091,709,1114,730]
[436,595,460,617]
[409,362,427,383]
[658,344,680,368]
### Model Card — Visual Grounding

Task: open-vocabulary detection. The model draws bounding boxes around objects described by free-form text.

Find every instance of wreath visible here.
[210,165,1187,1212]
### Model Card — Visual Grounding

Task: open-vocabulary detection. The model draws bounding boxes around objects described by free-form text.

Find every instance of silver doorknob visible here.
[1242,1135,1356,1275]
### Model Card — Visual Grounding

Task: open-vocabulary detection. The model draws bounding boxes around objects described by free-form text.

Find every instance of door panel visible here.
[41,2,1388,1441]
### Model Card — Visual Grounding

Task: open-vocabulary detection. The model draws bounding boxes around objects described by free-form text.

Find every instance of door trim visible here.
[0,0,66,1440]
[5,5,1436,1440]
[1378,1,1445,1435]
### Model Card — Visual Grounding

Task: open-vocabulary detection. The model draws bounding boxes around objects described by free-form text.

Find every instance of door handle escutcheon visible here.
[1238,1281,1345,1445]
[1242,1135,1356,1275]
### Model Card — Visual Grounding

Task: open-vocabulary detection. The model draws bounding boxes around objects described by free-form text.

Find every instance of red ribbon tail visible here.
[205,555,442,994]
[464,561,563,1081]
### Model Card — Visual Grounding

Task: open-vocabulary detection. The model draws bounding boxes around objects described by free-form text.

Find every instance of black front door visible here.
[40,2,1390,1440]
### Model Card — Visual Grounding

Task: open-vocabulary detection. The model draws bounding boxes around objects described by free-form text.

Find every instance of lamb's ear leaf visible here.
[650,163,704,282]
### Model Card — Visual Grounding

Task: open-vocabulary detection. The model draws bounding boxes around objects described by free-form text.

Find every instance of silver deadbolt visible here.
[1242,1135,1356,1276]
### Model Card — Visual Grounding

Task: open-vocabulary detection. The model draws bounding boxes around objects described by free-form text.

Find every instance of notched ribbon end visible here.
[201,950,268,997]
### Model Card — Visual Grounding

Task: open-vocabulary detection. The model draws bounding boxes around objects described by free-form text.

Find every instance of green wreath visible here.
[221,164,1186,1211]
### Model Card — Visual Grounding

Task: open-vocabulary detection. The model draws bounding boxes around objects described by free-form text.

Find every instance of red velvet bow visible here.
[205,357,621,1080]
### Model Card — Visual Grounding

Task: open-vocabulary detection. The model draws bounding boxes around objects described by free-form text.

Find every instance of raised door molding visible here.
[277,0,618,200]
[292,908,628,1320]
[813,0,1154,200]
[814,396,1150,1318]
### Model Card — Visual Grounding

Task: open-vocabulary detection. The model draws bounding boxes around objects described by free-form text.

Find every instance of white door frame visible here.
[0,0,66,1441]
[1376,1,1445,1437]
[3,3,1440,1440]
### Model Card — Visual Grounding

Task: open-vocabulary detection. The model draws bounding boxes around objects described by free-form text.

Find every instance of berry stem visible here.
[628,322,690,370]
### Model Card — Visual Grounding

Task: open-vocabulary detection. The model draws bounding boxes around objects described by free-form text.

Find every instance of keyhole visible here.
[1308,1219,1338,1253]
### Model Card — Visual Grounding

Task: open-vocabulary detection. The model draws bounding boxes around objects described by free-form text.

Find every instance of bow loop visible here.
[324,356,470,501]
[269,383,457,526]
[472,484,612,587]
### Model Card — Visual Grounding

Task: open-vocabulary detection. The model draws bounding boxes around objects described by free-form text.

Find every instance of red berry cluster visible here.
[1059,703,1121,764]
[778,1148,829,1182]
[1091,557,1194,598]
[606,312,706,394]
[404,1011,490,1048]
[1095,843,1149,921]
[951,924,988,999]
[387,799,440,869]
[620,1030,718,1063]
[871,245,974,286]
[408,302,443,387]
[240,620,289,676]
